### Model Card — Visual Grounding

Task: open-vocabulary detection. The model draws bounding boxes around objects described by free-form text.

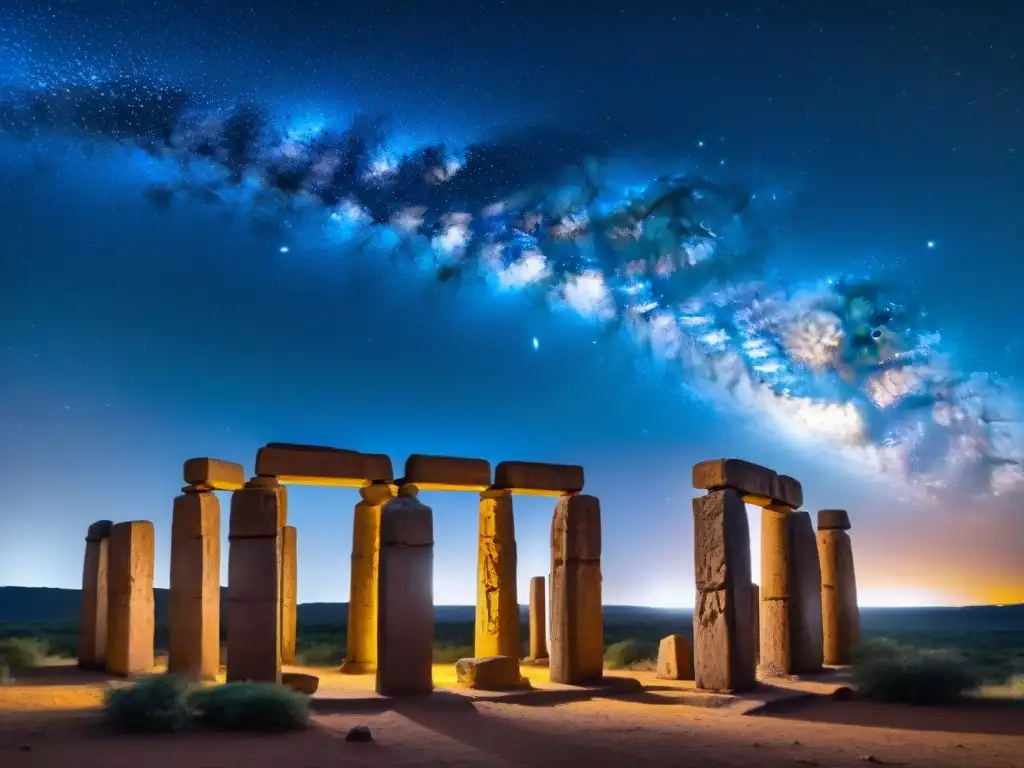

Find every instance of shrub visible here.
[104,675,193,733]
[297,643,343,666]
[0,637,48,672]
[189,682,309,732]
[604,638,657,669]
[852,642,981,705]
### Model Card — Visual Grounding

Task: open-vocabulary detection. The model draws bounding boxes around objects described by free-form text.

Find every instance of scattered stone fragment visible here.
[656,634,694,680]
[454,656,528,690]
[346,725,373,742]
[281,672,319,695]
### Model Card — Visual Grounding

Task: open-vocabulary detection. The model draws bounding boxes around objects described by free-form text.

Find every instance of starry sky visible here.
[1,0,1022,608]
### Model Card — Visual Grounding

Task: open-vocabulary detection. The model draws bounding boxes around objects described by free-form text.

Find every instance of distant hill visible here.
[1,586,1022,632]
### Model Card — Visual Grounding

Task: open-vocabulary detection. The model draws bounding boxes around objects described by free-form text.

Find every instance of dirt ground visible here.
[1,665,1021,768]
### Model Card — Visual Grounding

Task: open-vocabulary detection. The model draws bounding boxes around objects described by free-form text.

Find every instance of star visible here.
[532,336,539,350]
[927,241,936,249]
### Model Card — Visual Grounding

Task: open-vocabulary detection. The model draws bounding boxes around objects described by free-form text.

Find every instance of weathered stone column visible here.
[78,520,112,670]
[760,503,792,673]
[227,477,286,683]
[692,459,766,693]
[476,489,519,660]
[817,509,860,665]
[342,482,394,674]
[788,511,824,673]
[528,575,548,661]
[106,521,155,677]
[376,485,434,696]
[281,525,298,665]
[549,494,603,685]
[169,489,221,680]
[750,583,761,668]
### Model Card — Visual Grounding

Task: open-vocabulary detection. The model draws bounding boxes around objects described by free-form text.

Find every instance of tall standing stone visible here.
[528,576,548,661]
[227,477,286,683]
[549,494,603,685]
[281,525,298,665]
[106,521,156,677]
[692,489,755,692]
[342,482,394,674]
[476,489,519,660]
[788,511,824,673]
[759,504,792,673]
[169,490,221,680]
[817,509,860,665]
[78,520,112,670]
[376,488,434,696]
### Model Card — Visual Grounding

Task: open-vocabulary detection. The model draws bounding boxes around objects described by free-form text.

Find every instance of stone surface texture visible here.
[183,458,246,491]
[818,509,852,531]
[493,461,584,496]
[255,443,393,486]
[376,495,434,696]
[528,575,548,660]
[281,525,298,665]
[475,490,519,660]
[774,474,804,509]
[692,458,779,502]
[402,454,491,491]
[227,481,285,683]
[692,488,755,693]
[759,505,791,672]
[77,520,112,669]
[787,511,824,673]
[169,492,221,680]
[342,483,394,674]
[454,656,527,689]
[549,494,604,686]
[656,634,694,680]
[818,528,860,665]
[106,521,156,677]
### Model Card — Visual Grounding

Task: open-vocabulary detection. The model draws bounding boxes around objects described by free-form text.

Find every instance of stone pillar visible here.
[77,520,112,670]
[376,485,434,696]
[281,525,298,665]
[788,511,823,673]
[549,494,603,685]
[759,504,791,673]
[227,477,286,683]
[817,509,860,665]
[169,489,221,680]
[692,489,755,692]
[106,521,155,677]
[528,576,548,661]
[475,489,519,660]
[750,583,760,668]
[342,483,394,674]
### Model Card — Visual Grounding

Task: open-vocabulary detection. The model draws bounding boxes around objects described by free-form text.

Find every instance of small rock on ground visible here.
[346,725,373,742]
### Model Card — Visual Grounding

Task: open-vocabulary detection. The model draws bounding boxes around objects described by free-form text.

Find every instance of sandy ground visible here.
[1,663,1021,768]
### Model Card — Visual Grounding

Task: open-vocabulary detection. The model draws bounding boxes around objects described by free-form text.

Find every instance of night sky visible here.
[1,1,1022,608]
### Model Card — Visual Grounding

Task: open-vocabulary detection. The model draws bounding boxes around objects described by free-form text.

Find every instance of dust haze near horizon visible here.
[1,1,1023,608]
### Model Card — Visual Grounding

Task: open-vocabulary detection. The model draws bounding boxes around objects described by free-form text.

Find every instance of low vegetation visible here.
[105,675,192,733]
[0,637,48,681]
[104,675,308,733]
[852,638,982,705]
[190,682,309,731]
[604,638,658,670]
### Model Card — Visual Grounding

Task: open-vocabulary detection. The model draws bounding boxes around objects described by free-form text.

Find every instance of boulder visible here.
[454,656,529,690]
[656,634,694,680]
[281,672,319,695]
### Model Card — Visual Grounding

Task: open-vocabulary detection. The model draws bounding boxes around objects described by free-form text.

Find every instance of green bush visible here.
[189,682,308,732]
[104,675,193,733]
[297,642,343,666]
[0,637,48,672]
[852,642,981,705]
[604,638,657,669]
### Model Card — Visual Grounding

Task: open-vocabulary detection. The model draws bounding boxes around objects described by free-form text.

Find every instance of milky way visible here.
[1,66,1021,499]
